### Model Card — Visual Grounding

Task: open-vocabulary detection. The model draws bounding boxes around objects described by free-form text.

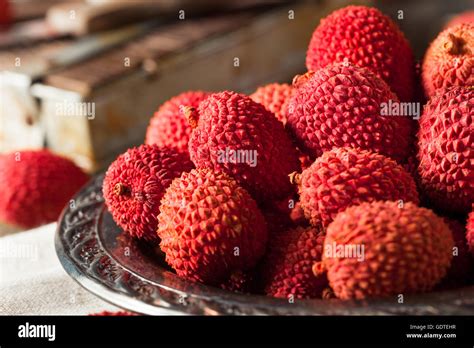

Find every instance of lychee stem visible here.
[184,106,199,129]
[443,33,466,55]
[288,171,301,185]
[292,71,314,88]
[322,287,335,300]
[312,261,326,277]
[114,183,130,196]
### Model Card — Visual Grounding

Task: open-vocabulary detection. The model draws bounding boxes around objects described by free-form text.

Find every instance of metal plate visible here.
[55,175,474,315]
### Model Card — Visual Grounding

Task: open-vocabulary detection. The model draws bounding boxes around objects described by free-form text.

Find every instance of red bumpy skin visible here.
[103,145,194,242]
[250,83,293,125]
[417,86,473,215]
[294,147,419,228]
[286,63,413,163]
[439,218,473,287]
[422,23,473,98]
[306,5,415,101]
[145,91,210,153]
[323,201,454,300]
[188,91,300,201]
[157,168,268,285]
[468,208,474,256]
[262,226,327,299]
[445,11,474,29]
[0,150,88,228]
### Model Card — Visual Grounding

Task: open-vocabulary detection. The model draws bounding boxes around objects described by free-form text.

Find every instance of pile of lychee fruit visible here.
[1,5,471,302]
[102,5,473,301]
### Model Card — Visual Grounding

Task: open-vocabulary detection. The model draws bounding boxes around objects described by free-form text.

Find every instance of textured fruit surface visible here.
[262,226,327,299]
[103,145,193,241]
[157,168,268,284]
[306,5,415,101]
[468,208,474,255]
[145,91,210,153]
[250,83,292,125]
[324,201,453,299]
[295,148,419,227]
[439,218,473,287]
[422,23,473,97]
[286,63,413,162]
[0,150,88,228]
[417,86,473,215]
[188,91,300,201]
[445,11,474,28]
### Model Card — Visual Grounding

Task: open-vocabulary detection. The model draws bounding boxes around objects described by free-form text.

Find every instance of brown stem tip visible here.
[312,261,326,277]
[443,33,466,55]
[114,183,129,196]
[322,287,335,300]
[288,171,301,185]
[292,71,315,88]
[184,106,199,129]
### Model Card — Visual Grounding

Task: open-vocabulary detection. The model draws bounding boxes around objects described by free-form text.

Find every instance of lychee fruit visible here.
[291,147,419,228]
[187,91,300,201]
[422,23,473,98]
[286,63,414,163]
[250,83,293,125]
[249,81,314,170]
[262,225,327,299]
[306,5,415,101]
[157,168,268,285]
[321,201,454,299]
[445,11,474,29]
[417,86,473,215]
[0,150,88,228]
[103,144,194,242]
[439,218,473,287]
[145,91,210,153]
[467,207,474,255]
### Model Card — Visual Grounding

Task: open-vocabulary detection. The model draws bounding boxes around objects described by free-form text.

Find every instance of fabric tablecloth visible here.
[0,223,175,315]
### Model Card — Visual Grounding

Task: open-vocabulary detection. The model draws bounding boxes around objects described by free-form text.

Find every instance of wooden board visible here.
[43,14,251,95]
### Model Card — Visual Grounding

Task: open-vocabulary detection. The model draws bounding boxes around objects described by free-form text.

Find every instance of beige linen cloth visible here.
[0,223,176,315]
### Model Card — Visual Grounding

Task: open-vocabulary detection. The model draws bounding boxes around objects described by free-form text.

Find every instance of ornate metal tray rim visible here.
[55,175,474,315]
